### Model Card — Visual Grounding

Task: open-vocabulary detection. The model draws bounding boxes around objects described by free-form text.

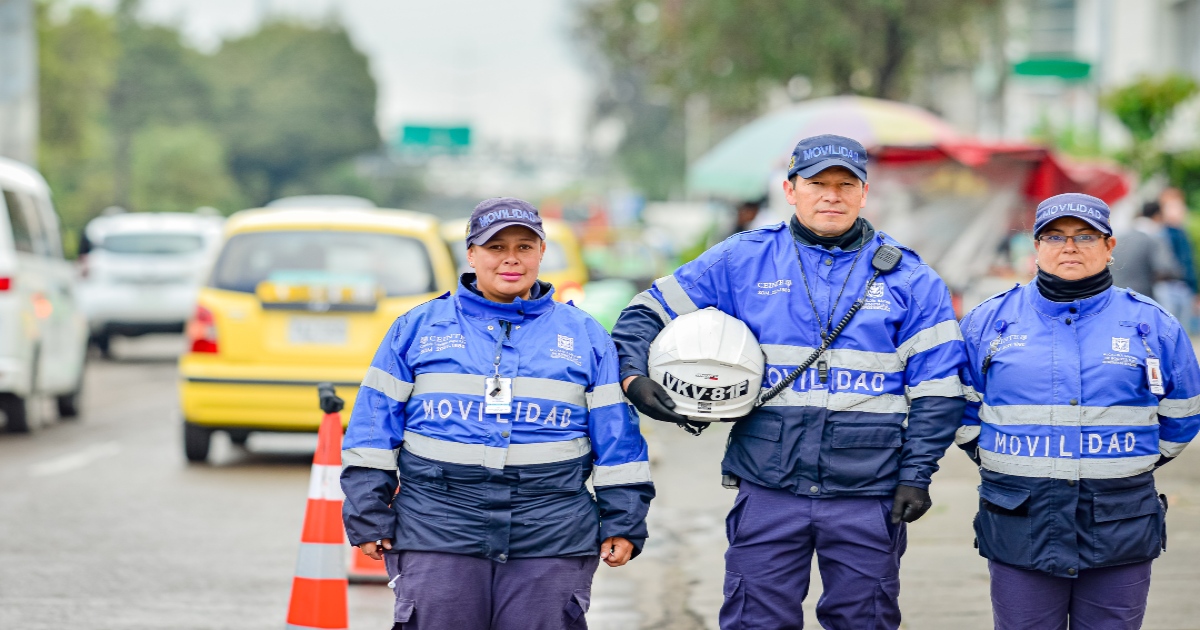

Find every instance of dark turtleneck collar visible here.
[458,273,555,322]
[790,215,874,251]
[1035,268,1113,303]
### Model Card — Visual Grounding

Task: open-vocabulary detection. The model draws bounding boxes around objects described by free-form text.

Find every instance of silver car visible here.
[77,212,224,358]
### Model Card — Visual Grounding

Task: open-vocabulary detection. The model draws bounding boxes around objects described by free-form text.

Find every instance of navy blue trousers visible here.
[990,560,1152,630]
[384,550,599,630]
[720,481,907,630]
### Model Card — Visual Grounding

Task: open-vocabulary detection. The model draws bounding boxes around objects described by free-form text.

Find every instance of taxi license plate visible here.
[289,317,348,345]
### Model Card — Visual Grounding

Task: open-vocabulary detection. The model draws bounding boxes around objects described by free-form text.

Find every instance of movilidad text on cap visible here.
[466,197,546,246]
[787,134,868,182]
[1033,193,1111,236]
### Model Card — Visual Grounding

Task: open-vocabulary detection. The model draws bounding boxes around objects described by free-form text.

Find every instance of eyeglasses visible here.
[1036,234,1107,248]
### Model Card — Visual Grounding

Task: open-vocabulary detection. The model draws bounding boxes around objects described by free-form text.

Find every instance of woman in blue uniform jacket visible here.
[957,193,1200,629]
[340,198,654,630]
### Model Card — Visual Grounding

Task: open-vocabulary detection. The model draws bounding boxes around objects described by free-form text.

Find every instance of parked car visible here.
[440,218,636,330]
[177,206,457,462]
[0,157,89,432]
[77,212,224,357]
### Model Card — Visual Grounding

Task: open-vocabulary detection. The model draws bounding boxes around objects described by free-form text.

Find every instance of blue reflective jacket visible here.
[958,281,1200,576]
[340,276,654,562]
[612,222,965,497]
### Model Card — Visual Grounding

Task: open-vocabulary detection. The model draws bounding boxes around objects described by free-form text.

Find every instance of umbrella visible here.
[687,96,958,200]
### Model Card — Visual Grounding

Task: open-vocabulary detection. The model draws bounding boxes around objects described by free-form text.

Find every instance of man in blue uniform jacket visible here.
[612,135,966,629]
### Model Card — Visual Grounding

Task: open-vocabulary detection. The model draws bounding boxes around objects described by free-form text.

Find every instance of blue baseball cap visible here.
[787,134,868,182]
[1033,193,1112,236]
[466,197,546,246]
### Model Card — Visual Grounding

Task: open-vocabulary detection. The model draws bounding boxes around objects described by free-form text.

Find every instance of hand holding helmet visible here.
[624,376,692,423]
[646,308,765,423]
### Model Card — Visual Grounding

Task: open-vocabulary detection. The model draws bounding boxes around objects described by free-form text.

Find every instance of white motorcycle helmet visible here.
[648,307,764,421]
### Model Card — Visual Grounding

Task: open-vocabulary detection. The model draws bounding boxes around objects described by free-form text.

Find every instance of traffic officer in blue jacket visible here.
[341,198,655,630]
[612,135,967,629]
[958,193,1200,629]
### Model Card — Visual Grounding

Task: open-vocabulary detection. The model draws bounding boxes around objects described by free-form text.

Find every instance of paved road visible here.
[3,335,1200,629]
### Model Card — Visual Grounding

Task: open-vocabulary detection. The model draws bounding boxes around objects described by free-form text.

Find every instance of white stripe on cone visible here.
[308,464,345,501]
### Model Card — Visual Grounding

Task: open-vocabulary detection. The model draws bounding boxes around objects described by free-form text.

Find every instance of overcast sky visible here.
[64,0,597,152]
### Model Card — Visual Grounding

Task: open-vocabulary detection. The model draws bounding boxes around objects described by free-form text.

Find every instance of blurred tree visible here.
[1103,74,1198,178]
[130,124,242,213]
[36,1,119,242]
[110,0,215,209]
[210,22,381,204]
[578,0,1000,198]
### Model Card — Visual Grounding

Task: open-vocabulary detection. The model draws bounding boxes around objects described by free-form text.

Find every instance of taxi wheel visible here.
[184,421,212,463]
[0,394,29,433]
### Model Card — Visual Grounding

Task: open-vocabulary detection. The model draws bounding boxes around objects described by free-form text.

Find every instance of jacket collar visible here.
[455,273,556,322]
[1026,279,1113,319]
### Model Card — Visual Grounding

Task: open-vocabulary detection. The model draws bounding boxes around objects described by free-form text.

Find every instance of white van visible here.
[0,157,89,432]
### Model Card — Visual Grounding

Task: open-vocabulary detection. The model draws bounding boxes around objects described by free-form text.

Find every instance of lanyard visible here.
[791,228,867,341]
[790,237,865,383]
[489,321,511,396]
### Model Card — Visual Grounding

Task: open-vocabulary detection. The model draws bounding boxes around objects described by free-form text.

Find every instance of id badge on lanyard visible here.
[485,377,513,414]
[1138,323,1165,395]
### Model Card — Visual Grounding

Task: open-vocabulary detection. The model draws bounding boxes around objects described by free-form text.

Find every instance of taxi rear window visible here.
[211,230,436,296]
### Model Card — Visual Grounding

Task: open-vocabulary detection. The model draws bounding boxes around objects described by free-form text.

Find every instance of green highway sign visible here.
[394,124,472,154]
[1012,57,1091,81]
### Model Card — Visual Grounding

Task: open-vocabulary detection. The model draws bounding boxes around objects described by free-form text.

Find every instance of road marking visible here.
[29,442,122,477]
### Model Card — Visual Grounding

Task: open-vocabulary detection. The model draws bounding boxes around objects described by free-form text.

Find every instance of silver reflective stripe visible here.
[828,392,908,414]
[1158,394,1200,418]
[906,376,964,399]
[587,383,627,410]
[1082,455,1158,478]
[342,447,399,470]
[294,542,346,580]
[654,274,699,316]
[963,385,982,403]
[361,366,413,403]
[402,431,591,469]
[897,320,963,360]
[412,373,587,407]
[762,344,904,373]
[980,451,1157,480]
[758,388,908,414]
[955,424,981,445]
[517,377,587,407]
[980,404,1158,427]
[593,460,652,486]
[413,372,479,397]
[628,290,671,326]
[1160,439,1188,458]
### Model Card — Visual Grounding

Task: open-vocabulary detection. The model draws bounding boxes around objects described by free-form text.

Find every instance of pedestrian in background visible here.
[341,198,654,630]
[957,193,1200,629]
[1159,188,1198,333]
[1111,201,1181,299]
[613,134,966,629]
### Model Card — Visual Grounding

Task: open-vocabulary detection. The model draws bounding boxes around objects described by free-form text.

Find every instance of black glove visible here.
[1155,455,1173,468]
[891,484,932,524]
[624,376,709,435]
[961,439,982,466]
[317,382,344,414]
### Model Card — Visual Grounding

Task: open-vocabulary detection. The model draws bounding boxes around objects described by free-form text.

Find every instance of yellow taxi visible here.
[178,207,457,462]
[440,218,589,303]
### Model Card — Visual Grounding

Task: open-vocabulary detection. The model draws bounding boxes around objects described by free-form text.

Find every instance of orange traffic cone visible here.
[285,384,349,630]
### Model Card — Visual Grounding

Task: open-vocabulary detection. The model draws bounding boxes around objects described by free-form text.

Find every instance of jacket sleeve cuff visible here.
[896,472,930,490]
